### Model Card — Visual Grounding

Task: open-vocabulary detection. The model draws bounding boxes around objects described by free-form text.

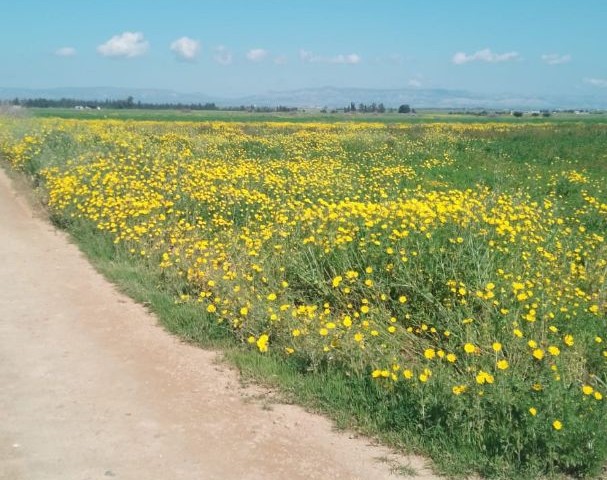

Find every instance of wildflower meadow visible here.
[1,116,606,478]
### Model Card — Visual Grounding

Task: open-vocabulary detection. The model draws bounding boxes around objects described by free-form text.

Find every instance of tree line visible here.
[7,96,414,114]
[7,97,298,113]
[342,102,413,113]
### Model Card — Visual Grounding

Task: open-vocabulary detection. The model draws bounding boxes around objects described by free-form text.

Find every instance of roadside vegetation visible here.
[1,115,606,478]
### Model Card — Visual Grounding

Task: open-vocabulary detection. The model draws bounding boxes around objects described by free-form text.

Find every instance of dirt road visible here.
[0,167,438,480]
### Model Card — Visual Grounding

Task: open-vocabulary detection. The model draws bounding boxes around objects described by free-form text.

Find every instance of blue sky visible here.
[2,0,606,98]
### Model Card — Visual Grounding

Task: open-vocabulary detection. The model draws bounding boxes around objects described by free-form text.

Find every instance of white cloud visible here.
[274,55,287,65]
[246,48,268,62]
[170,37,200,61]
[584,77,607,88]
[213,45,233,65]
[452,48,519,65]
[408,79,422,88]
[299,49,361,64]
[97,32,149,58]
[299,49,314,62]
[54,47,76,57]
[335,53,361,64]
[541,53,571,65]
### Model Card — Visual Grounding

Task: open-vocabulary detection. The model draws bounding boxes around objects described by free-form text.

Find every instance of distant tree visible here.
[350,102,356,112]
[512,111,523,117]
[398,104,411,114]
[542,111,551,117]
[377,103,386,113]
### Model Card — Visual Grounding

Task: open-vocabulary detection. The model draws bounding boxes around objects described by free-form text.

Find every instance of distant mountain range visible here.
[238,87,607,110]
[1,86,606,110]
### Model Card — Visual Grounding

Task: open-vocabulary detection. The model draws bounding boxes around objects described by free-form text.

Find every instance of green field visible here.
[1,113,606,478]
[27,106,607,124]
